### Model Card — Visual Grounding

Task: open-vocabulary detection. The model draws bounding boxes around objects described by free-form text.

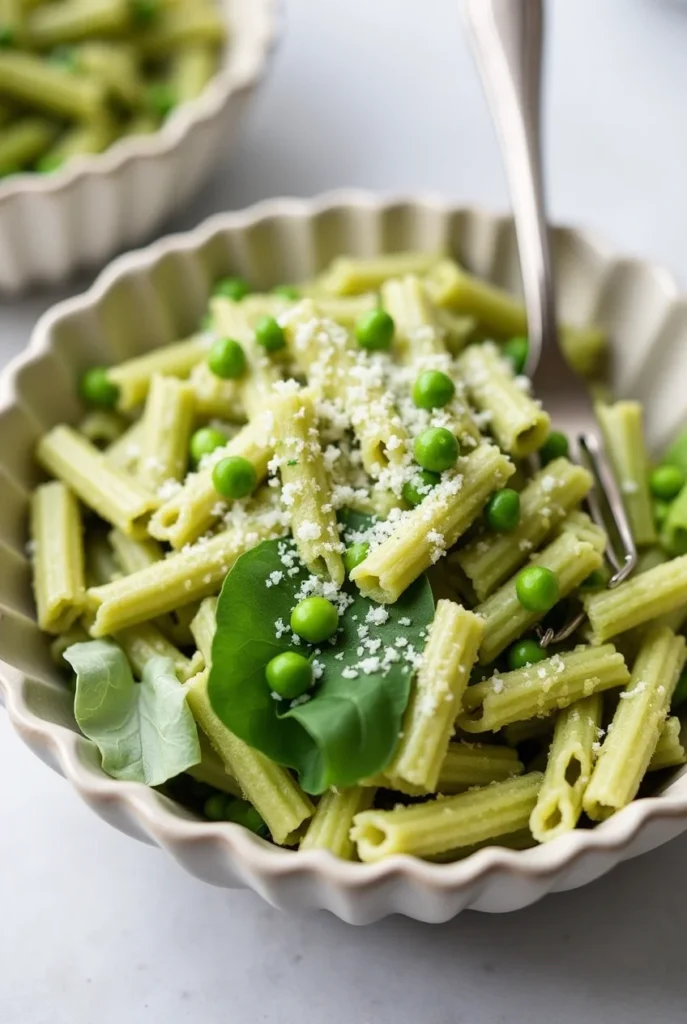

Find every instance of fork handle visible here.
[462,0,556,377]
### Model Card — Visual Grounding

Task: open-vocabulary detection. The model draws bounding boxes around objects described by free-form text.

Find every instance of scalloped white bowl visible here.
[0,0,278,293]
[2,193,687,924]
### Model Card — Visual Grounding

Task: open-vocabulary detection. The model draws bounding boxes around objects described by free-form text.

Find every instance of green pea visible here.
[0,25,14,48]
[272,284,300,300]
[502,336,529,375]
[213,276,251,302]
[402,469,440,507]
[414,427,459,473]
[49,47,79,74]
[355,308,394,351]
[36,154,64,175]
[579,568,607,591]
[131,0,159,25]
[146,82,176,119]
[208,337,246,380]
[654,499,671,527]
[189,427,226,466]
[507,638,547,671]
[672,669,687,711]
[212,456,257,500]
[290,596,339,644]
[265,651,313,699]
[79,367,119,409]
[224,798,268,836]
[343,542,369,573]
[412,369,455,410]
[539,430,569,466]
[515,565,559,613]
[485,488,520,532]
[255,315,286,352]
[650,465,685,501]
[204,793,229,821]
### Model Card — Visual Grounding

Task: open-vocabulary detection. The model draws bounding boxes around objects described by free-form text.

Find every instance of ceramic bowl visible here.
[2,192,686,924]
[0,0,278,293]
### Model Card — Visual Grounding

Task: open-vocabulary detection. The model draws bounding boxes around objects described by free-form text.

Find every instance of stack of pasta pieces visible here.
[0,0,226,178]
[29,249,687,863]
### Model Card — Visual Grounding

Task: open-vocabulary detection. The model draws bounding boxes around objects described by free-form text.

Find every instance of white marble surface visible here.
[2,1,687,1021]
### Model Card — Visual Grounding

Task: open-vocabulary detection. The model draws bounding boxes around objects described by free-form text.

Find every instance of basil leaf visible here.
[207,529,434,794]
[65,640,201,786]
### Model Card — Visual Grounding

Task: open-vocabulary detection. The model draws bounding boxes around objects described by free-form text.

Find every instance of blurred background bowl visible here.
[0,0,279,294]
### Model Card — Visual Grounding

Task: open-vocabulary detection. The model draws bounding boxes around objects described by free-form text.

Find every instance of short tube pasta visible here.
[424,259,607,377]
[435,742,524,793]
[454,458,593,600]
[649,716,687,772]
[149,410,276,549]
[186,670,314,845]
[529,694,602,843]
[282,300,409,477]
[388,601,484,792]
[272,390,345,584]
[584,555,687,643]
[380,275,444,365]
[138,374,195,490]
[87,524,280,636]
[459,645,629,734]
[115,622,203,683]
[107,335,211,411]
[596,401,656,546]
[0,51,106,120]
[299,787,375,859]
[37,426,159,537]
[457,342,550,458]
[351,443,514,603]
[351,772,543,862]
[186,599,315,844]
[583,626,686,821]
[319,252,440,295]
[475,525,604,665]
[30,481,86,633]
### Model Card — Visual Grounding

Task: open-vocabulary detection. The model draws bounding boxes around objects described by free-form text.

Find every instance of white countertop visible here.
[2,1,687,1021]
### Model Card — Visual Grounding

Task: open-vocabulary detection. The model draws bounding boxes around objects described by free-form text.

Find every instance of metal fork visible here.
[463,0,637,643]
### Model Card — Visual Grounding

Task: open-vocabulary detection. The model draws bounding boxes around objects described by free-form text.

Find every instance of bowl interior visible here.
[2,197,686,838]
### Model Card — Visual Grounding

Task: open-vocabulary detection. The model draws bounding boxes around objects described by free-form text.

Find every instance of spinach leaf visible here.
[207,529,434,794]
[65,640,201,786]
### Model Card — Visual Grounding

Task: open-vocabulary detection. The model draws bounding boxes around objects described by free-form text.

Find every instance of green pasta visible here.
[583,626,686,820]
[87,523,280,636]
[388,600,484,792]
[596,402,655,547]
[351,443,514,603]
[37,425,159,537]
[424,258,607,377]
[529,694,602,842]
[0,117,58,175]
[351,772,543,862]
[299,787,375,859]
[584,555,687,643]
[457,342,550,458]
[30,481,86,634]
[459,645,629,734]
[474,523,604,664]
[138,374,195,489]
[0,1,227,178]
[649,716,687,772]
[455,457,593,600]
[319,252,441,296]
